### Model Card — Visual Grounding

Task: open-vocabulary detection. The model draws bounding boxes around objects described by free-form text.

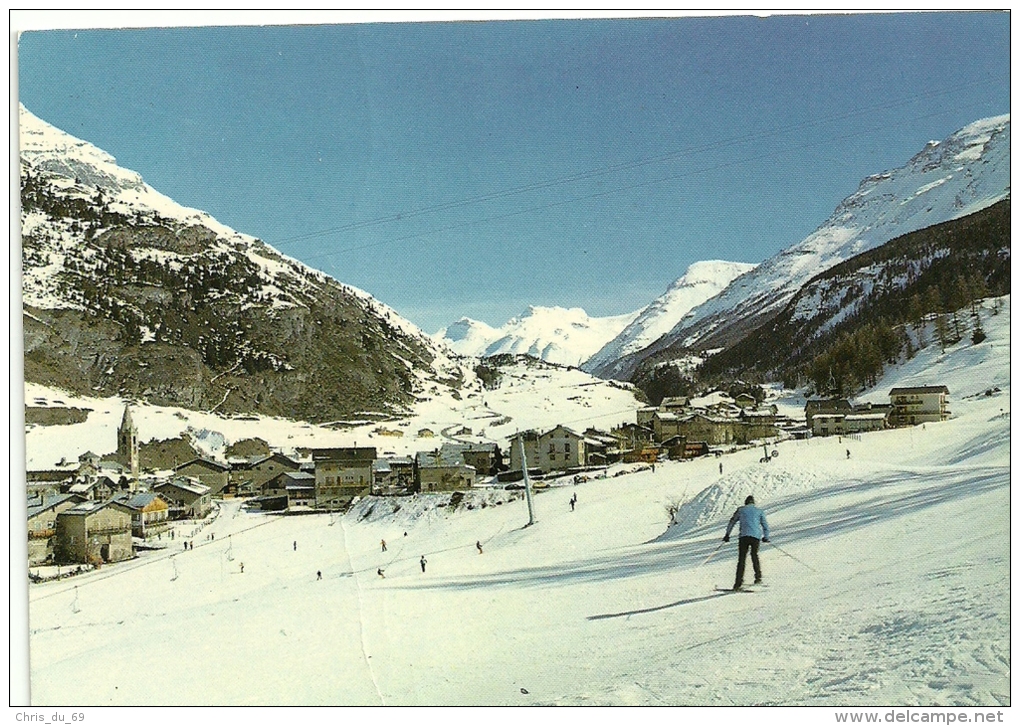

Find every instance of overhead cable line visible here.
[268,77,999,248]
[279,105,964,265]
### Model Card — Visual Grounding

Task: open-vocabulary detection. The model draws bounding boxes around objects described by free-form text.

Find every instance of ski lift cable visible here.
[270,79,996,248]
[273,105,966,265]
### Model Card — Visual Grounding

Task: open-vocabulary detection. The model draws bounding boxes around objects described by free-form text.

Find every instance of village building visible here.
[843,412,888,434]
[228,452,302,496]
[811,413,846,437]
[54,499,134,564]
[610,422,656,460]
[417,428,436,438]
[673,412,745,446]
[27,494,84,565]
[175,458,231,497]
[371,457,416,495]
[263,471,316,508]
[312,447,377,509]
[114,491,171,539]
[540,425,589,472]
[889,385,950,426]
[153,477,212,519]
[508,430,542,474]
[660,396,691,412]
[659,435,689,460]
[636,407,659,428]
[415,449,476,492]
[27,468,77,500]
[440,442,503,476]
[583,428,622,466]
[739,407,781,441]
[733,393,758,409]
[804,399,854,429]
[651,411,684,442]
[508,425,597,473]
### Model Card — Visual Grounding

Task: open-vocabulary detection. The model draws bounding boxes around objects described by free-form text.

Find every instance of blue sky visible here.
[16,11,1010,332]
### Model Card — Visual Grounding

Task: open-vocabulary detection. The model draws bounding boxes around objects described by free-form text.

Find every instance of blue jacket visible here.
[725,504,770,541]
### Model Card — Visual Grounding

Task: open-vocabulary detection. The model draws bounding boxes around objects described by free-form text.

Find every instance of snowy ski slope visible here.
[22,298,1010,707]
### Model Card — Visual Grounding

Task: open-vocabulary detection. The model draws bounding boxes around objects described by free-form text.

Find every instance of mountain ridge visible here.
[20,104,471,423]
[596,114,1010,381]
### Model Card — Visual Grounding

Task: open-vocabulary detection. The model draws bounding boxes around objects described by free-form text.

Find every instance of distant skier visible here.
[719,462,723,475]
[723,495,770,590]
[377,568,385,578]
[476,540,483,555]
[317,570,322,580]
[569,493,577,512]
[293,541,297,551]
[240,562,244,574]
[420,555,427,573]
[846,449,851,460]
[381,539,387,552]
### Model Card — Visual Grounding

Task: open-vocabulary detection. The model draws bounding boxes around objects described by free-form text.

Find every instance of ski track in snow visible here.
[23,299,1010,705]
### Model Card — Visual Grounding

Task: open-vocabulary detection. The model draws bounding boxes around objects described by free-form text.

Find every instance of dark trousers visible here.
[735,536,762,586]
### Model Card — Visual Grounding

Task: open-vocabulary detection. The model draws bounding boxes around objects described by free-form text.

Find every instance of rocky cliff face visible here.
[20,104,468,423]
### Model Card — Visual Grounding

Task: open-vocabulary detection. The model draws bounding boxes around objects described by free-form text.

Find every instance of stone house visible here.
[889,385,950,426]
[811,413,846,437]
[804,399,853,429]
[843,412,888,434]
[415,449,476,492]
[372,457,416,495]
[660,396,691,412]
[27,468,77,500]
[583,428,622,466]
[440,443,503,476]
[27,494,84,565]
[636,407,659,428]
[651,411,684,443]
[228,452,302,496]
[312,447,377,509]
[153,478,212,519]
[610,422,655,457]
[175,458,231,497]
[508,430,542,473]
[540,425,588,472]
[55,500,134,564]
[114,491,171,539]
[508,426,602,473]
[263,471,316,508]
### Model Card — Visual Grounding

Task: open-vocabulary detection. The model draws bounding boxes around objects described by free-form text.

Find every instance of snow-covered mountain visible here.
[582,260,757,378]
[599,115,1010,380]
[436,305,639,367]
[19,104,469,422]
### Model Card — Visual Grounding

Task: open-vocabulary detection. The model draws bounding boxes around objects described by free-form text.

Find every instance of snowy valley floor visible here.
[26,402,1009,706]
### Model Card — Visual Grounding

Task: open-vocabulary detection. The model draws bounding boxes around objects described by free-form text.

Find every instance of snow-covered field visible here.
[18,300,1011,708]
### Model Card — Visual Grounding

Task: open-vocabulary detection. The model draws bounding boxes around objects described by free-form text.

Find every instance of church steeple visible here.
[118,404,139,486]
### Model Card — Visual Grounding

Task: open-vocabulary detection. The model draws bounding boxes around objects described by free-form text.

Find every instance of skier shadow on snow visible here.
[587,592,731,621]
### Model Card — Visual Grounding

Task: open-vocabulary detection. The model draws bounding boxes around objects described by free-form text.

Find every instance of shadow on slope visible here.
[391,465,1006,593]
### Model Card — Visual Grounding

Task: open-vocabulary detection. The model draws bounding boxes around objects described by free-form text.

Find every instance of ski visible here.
[715,586,760,593]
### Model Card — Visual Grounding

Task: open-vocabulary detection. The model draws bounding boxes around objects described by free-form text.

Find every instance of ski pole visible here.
[766,541,816,572]
[697,541,726,568]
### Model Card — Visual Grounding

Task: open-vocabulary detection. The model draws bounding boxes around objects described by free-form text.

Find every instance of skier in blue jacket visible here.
[723,495,770,590]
